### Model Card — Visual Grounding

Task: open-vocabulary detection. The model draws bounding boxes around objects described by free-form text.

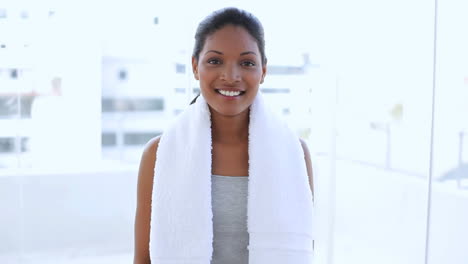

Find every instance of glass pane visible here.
[0,138,15,153]
[312,0,436,263]
[101,98,164,112]
[124,132,162,146]
[0,96,18,118]
[0,68,33,168]
[427,0,468,263]
[7,0,458,263]
[2,2,108,263]
[0,175,21,263]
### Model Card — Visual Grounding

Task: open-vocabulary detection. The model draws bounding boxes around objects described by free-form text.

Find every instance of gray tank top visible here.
[210,174,249,264]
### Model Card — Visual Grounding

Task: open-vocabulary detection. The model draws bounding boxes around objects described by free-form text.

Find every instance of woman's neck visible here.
[210,107,249,144]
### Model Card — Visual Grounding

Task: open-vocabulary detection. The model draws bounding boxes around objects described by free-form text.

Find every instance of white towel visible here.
[150,92,315,263]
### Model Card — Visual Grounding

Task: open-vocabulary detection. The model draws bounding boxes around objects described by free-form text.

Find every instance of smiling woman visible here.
[134,7,314,264]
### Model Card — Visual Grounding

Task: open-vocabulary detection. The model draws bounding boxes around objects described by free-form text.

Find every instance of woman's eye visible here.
[207,59,221,64]
[242,61,255,67]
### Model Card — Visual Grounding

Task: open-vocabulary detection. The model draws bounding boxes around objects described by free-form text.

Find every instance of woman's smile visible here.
[214,89,246,99]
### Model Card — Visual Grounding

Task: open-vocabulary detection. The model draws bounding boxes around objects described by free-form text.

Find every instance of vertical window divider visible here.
[424,0,439,262]
[15,72,22,168]
[327,74,340,264]
[185,30,194,106]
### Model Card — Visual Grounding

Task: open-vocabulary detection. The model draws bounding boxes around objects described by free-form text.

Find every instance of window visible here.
[101,97,164,112]
[3,1,466,264]
[0,8,6,19]
[118,69,127,81]
[124,132,161,146]
[0,138,14,153]
[267,65,304,75]
[101,132,117,147]
[175,63,185,73]
[261,88,290,94]
[20,10,29,19]
[10,69,18,79]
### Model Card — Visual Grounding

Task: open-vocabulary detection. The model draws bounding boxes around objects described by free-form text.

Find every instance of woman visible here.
[134,7,314,264]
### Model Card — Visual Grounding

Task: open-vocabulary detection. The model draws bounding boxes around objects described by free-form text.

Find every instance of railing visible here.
[459,130,466,166]
[369,121,391,170]
[454,130,468,188]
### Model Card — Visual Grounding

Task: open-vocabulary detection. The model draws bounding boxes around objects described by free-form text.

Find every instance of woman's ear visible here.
[260,59,267,84]
[192,56,199,80]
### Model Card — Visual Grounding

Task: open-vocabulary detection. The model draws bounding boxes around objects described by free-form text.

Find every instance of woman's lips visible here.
[215,88,245,92]
[214,89,245,99]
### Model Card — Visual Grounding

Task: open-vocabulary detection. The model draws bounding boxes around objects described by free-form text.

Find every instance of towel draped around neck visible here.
[150,92,315,263]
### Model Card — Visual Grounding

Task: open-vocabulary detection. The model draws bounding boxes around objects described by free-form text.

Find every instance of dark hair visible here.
[190,94,200,105]
[190,7,266,105]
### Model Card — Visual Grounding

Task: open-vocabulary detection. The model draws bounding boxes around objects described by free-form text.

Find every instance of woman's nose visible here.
[221,63,240,83]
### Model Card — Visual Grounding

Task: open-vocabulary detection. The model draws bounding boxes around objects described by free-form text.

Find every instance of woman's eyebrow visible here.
[240,51,257,56]
[205,50,257,56]
[205,50,223,55]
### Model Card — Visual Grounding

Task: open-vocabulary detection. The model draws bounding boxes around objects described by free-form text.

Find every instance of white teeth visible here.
[219,90,241,97]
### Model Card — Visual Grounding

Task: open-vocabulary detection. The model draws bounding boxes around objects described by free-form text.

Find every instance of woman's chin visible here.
[209,105,249,118]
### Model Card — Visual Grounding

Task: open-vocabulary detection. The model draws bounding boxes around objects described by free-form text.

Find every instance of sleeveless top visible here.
[210,174,249,264]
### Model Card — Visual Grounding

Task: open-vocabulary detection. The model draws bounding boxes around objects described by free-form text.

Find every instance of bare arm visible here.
[300,139,314,201]
[134,136,161,264]
[300,138,315,250]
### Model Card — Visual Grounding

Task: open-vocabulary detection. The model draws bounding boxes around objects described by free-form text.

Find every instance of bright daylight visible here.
[0,0,467,263]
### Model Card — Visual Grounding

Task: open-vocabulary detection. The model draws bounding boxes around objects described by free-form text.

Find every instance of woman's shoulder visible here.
[139,135,162,173]
[143,135,161,155]
[299,138,309,155]
[299,138,312,172]
[299,138,314,198]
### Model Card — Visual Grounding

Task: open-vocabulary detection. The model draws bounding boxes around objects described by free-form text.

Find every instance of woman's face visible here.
[192,25,266,117]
